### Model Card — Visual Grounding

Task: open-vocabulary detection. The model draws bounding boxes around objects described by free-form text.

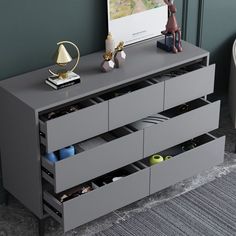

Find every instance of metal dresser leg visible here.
[38,218,45,236]
[1,189,9,206]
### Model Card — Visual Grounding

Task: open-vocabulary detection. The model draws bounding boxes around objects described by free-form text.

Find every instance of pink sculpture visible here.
[161,0,182,53]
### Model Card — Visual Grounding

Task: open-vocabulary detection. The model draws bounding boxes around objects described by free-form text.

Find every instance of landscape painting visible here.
[110,0,165,20]
[107,0,167,46]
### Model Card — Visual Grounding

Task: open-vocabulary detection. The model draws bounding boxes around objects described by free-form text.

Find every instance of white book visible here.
[45,78,80,90]
[48,71,80,86]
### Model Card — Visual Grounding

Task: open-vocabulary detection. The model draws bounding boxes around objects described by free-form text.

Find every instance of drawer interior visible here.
[98,79,159,100]
[128,98,210,131]
[41,97,213,173]
[160,98,210,118]
[43,132,222,224]
[41,126,137,165]
[140,133,217,167]
[39,98,103,122]
[151,62,205,83]
[44,161,146,205]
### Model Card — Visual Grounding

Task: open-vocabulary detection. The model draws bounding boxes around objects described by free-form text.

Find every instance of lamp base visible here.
[46,71,80,90]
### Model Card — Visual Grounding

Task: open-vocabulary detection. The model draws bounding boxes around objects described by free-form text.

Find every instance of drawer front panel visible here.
[58,168,149,232]
[144,100,220,157]
[165,64,215,110]
[150,135,225,194]
[53,130,143,193]
[109,82,164,130]
[42,102,108,153]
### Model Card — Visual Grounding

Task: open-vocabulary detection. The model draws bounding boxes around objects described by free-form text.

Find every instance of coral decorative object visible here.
[114,42,126,68]
[101,51,115,72]
[157,0,182,53]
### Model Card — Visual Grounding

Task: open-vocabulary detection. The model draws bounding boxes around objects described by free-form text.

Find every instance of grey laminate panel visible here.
[109,82,164,130]
[0,87,43,218]
[42,101,108,153]
[41,158,55,175]
[0,39,209,112]
[43,191,62,213]
[164,64,215,109]
[45,130,143,193]
[61,168,149,232]
[144,100,220,157]
[150,135,225,194]
[43,205,62,224]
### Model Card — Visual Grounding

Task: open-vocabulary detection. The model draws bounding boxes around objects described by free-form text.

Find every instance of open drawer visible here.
[163,63,215,109]
[42,126,143,193]
[138,98,221,157]
[98,79,164,130]
[142,133,225,194]
[43,162,149,232]
[39,98,108,153]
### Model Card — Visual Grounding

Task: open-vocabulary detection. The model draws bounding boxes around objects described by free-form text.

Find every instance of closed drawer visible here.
[43,163,149,232]
[164,64,215,109]
[39,99,108,153]
[142,98,220,157]
[147,134,225,194]
[99,79,164,130]
[42,127,143,193]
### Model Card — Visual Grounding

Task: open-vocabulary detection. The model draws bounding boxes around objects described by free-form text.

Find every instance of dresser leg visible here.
[38,218,45,236]
[1,189,9,206]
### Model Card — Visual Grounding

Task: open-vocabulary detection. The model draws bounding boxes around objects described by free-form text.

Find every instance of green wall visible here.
[181,0,236,94]
[201,0,236,93]
[1,0,235,94]
[0,0,107,80]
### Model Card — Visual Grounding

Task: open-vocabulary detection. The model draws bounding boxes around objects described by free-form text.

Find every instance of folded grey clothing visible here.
[129,114,169,130]
[78,136,107,150]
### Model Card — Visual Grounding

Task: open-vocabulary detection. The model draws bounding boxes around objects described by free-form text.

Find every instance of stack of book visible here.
[45,71,80,90]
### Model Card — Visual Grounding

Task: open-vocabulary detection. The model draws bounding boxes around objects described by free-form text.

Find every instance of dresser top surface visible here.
[0,38,208,112]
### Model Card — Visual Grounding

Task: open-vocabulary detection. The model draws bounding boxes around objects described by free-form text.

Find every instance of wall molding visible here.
[182,0,189,41]
[196,0,205,47]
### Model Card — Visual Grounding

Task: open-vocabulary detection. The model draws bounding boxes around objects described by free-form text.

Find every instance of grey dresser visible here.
[0,38,225,235]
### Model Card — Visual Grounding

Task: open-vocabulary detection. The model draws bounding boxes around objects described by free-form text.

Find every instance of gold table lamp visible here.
[46,41,81,89]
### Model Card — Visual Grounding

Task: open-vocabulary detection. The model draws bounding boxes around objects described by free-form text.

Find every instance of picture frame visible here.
[107,0,168,46]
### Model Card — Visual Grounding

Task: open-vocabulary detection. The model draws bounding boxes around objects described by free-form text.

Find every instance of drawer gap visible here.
[49,162,141,203]
[135,161,148,169]
[129,114,169,130]
[91,182,99,189]
[43,200,62,218]
[99,80,155,101]
[39,98,101,122]
[42,167,54,178]
[145,80,155,85]
[130,163,142,171]
[131,162,148,171]
[42,125,137,164]
[39,131,46,138]
[160,98,210,118]
[94,164,139,186]
[144,133,216,166]
[153,61,206,82]
[92,96,105,103]
[149,78,160,84]
[110,126,136,138]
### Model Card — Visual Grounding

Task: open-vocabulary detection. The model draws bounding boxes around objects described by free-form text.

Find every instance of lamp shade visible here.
[55,44,72,66]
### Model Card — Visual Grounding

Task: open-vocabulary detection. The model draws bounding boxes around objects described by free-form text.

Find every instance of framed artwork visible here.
[107,0,168,46]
